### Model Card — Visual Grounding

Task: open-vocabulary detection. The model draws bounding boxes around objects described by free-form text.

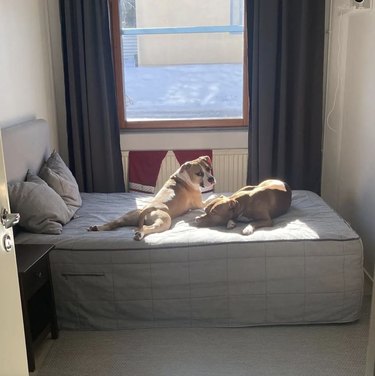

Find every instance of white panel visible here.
[213,149,248,192]
[121,152,128,190]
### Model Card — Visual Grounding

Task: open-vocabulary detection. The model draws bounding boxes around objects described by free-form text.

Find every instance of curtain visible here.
[60,0,125,193]
[128,151,168,194]
[246,0,325,194]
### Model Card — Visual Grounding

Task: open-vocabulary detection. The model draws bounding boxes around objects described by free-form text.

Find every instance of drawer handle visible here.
[61,272,105,279]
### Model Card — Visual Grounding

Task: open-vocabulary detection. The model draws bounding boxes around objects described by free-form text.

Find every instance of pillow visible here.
[8,172,71,234]
[39,150,82,217]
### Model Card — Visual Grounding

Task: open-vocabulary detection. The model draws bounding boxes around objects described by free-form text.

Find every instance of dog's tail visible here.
[137,204,169,227]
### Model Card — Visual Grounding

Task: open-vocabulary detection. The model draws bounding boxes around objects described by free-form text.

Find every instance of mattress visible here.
[15,190,364,329]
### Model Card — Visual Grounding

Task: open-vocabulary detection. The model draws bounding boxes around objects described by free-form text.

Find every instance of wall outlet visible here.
[352,0,372,9]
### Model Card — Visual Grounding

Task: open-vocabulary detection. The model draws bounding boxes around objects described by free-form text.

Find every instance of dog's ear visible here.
[180,162,191,173]
[204,202,216,213]
[229,199,238,210]
[200,155,212,166]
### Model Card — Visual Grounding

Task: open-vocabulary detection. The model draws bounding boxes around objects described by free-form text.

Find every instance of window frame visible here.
[109,0,248,130]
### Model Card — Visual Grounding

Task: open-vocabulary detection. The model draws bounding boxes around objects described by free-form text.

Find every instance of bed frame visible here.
[2,119,364,330]
[2,118,50,184]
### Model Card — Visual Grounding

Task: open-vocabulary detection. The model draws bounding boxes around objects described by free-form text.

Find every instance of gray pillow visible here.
[39,150,82,217]
[8,172,71,234]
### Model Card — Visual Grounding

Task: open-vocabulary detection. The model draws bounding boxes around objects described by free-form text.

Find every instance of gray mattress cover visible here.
[15,190,364,329]
[16,190,360,248]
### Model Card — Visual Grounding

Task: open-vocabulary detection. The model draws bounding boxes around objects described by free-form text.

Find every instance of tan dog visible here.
[88,156,216,240]
[195,179,291,235]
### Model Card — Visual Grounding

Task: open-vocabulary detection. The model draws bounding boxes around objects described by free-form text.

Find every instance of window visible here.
[110,0,248,129]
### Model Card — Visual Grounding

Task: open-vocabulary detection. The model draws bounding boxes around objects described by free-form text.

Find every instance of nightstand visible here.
[15,244,59,372]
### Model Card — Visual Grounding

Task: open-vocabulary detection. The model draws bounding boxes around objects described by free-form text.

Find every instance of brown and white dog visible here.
[88,156,216,240]
[195,179,291,235]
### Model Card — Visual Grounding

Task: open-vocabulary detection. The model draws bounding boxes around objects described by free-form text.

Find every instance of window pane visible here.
[119,0,244,122]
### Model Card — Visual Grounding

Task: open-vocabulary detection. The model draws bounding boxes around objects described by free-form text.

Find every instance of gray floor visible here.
[33,296,371,376]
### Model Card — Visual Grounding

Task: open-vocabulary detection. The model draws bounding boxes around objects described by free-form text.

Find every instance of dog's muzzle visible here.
[201,176,215,188]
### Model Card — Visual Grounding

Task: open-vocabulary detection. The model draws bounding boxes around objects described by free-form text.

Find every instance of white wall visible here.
[0,0,60,152]
[121,128,248,151]
[322,0,375,276]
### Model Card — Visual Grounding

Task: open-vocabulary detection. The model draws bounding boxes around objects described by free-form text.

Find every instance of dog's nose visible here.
[208,176,215,184]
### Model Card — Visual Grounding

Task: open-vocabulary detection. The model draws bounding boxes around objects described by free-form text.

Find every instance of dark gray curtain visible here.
[247,0,325,193]
[60,0,125,193]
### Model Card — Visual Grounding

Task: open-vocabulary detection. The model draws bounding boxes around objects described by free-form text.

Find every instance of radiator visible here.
[121,149,248,193]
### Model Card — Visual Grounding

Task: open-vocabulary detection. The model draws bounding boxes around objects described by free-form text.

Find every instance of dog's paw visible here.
[133,231,145,241]
[226,219,236,229]
[242,224,254,235]
[87,225,99,232]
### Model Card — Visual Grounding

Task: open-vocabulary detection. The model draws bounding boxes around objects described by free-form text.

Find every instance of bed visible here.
[2,119,364,330]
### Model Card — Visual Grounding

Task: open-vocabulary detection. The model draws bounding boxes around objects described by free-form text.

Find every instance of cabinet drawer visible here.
[21,256,49,300]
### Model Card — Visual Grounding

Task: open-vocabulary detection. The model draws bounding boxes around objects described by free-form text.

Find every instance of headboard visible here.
[1,119,51,183]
